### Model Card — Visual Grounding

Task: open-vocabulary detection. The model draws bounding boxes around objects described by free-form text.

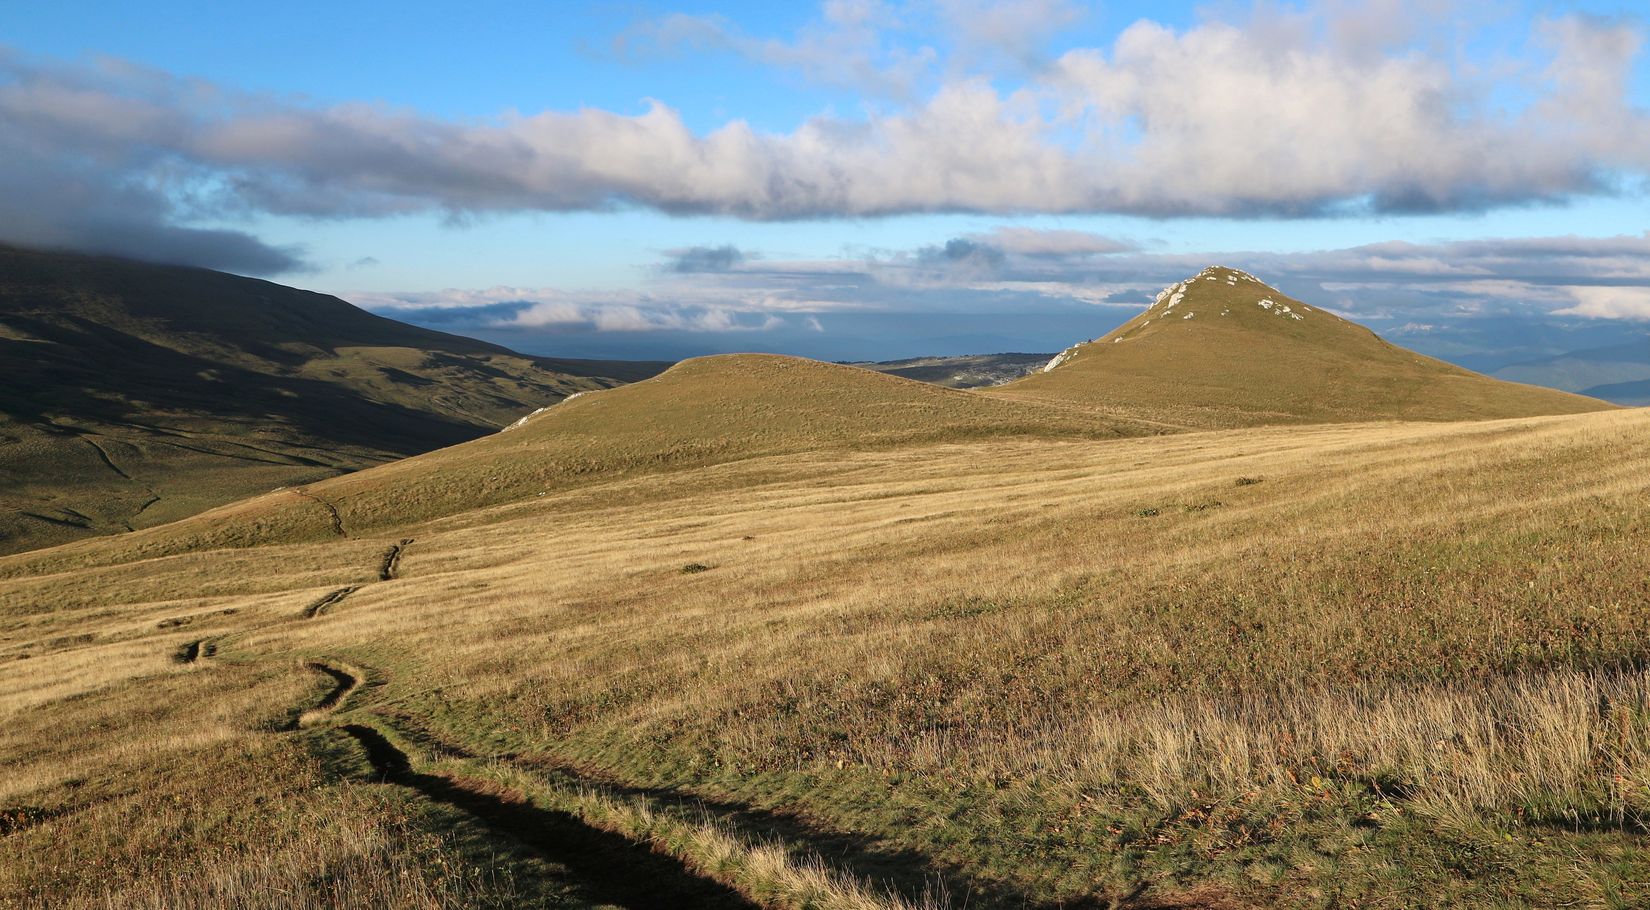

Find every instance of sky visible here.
[4,0,1650,365]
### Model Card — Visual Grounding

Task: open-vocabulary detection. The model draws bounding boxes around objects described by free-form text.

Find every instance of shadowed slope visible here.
[0,246,655,554]
[994,266,1614,429]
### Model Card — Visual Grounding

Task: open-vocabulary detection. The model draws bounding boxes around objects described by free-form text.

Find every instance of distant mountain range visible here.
[1491,340,1650,405]
[0,245,667,554]
[843,353,1052,388]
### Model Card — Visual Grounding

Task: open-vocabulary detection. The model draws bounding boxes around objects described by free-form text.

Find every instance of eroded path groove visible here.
[336,723,759,910]
[79,435,131,480]
[173,639,216,663]
[294,489,346,537]
[302,585,359,619]
[235,539,887,909]
[132,534,764,907]
[294,661,361,730]
[378,538,413,581]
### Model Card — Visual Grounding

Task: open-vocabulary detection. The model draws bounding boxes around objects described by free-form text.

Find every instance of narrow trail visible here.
[378,539,414,581]
[302,585,360,619]
[222,442,331,468]
[173,639,216,663]
[87,418,333,468]
[192,542,778,910]
[80,435,131,480]
[282,657,755,908]
[395,724,1186,910]
[150,529,1215,910]
[294,489,346,537]
[295,534,413,621]
[79,433,169,531]
[336,723,759,910]
[296,661,360,729]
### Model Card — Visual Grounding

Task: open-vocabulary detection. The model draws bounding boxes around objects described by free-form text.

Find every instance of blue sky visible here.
[3,0,1650,364]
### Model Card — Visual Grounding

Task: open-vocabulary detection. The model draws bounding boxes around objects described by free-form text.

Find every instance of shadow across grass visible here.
[338,723,760,910]
[510,755,1223,910]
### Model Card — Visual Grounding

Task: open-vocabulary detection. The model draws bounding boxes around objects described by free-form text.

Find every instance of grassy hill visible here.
[23,353,1145,559]
[994,266,1613,428]
[4,406,1649,908]
[0,245,661,555]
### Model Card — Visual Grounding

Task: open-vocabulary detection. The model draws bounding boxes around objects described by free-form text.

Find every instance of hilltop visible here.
[0,245,662,554]
[994,266,1614,428]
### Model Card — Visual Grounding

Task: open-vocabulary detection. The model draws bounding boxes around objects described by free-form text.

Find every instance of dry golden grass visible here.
[4,407,1650,907]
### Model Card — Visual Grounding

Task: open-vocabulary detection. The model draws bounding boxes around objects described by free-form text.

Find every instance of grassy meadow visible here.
[4,403,1650,907]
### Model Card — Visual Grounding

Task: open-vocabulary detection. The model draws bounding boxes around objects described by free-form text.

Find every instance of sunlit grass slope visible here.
[4,407,1649,907]
[0,245,652,555]
[995,266,1613,429]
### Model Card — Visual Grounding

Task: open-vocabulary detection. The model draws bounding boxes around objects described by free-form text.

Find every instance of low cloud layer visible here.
[0,124,306,273]
[357,284,793,337]
[2,2,1647,273]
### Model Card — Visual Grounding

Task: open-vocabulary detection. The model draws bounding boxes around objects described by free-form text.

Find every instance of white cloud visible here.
[354,284,803,334]
[1,7,1645,237]
[1554,286,1650,321]
[509,301,587,327]
[1043,12,1641,214]
[530,301,788,333]
[3,1,1649,285]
